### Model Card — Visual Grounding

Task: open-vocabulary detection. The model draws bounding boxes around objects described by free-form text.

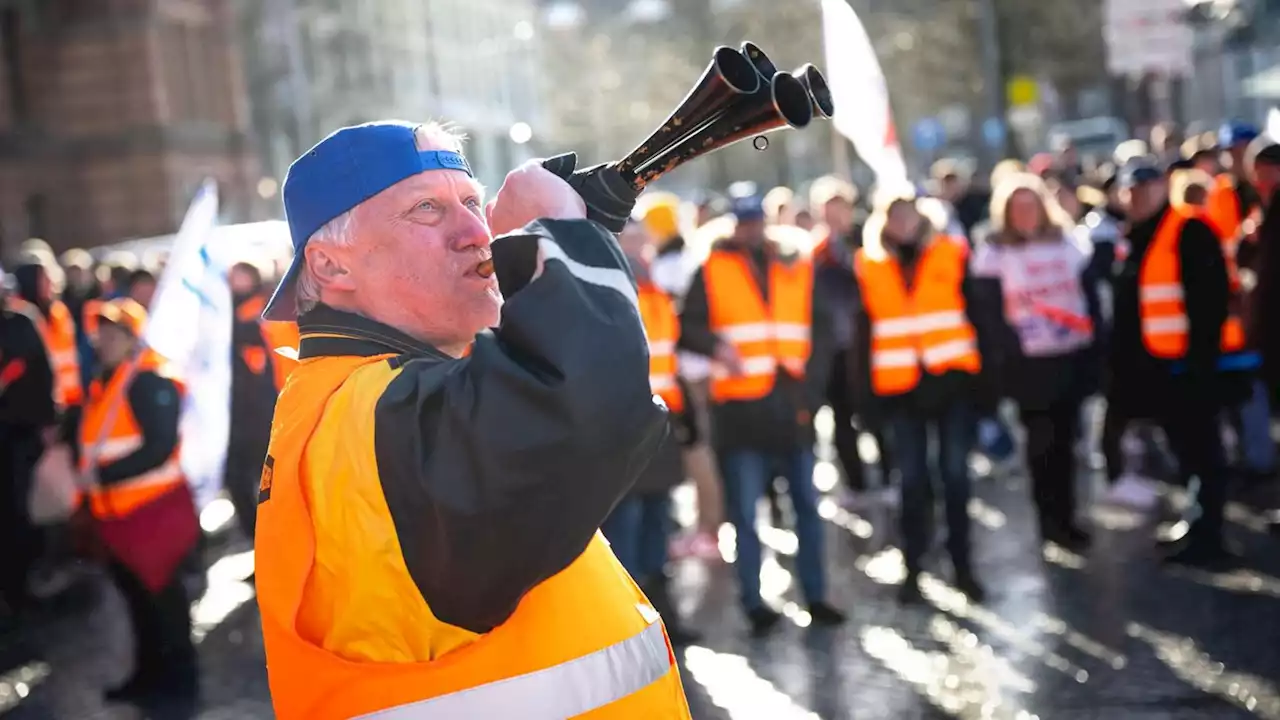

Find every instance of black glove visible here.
[541,152,639,234]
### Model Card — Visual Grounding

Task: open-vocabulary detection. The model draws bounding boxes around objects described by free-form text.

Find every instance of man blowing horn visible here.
[254,120,692,719]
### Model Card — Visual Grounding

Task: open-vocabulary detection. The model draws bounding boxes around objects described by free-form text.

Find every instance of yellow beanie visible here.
[638,192,681,241]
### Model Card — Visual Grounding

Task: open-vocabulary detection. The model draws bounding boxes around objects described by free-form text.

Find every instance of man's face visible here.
[96,323,136,367]
[228,267,258,297]
[883,202,923,244]
[821,198,854,235]
[733,218,767,245]
[338,166,497,346]
[1124,179,1168,221]
[1252,162,1280,202]
[65,266,91,291]
[939,175,963,202]
[128,279,156,308]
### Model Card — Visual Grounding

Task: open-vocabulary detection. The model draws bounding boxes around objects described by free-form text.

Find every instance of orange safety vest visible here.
[79,350,185,518]
[1139,208,1247,359]
[82,298,104,339]
[703,247,812,402]
[1207,174,1242,250]
[263,321,300,391]
[638,282,685,414]
[7,297,83,407]
[235,295,300,392]
[256,352,691,720]
[854,240,982,396]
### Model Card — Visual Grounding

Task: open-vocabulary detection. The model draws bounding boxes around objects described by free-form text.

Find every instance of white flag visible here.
[144,179,232,508]
[1268,107,1280,142]
[821,0,909,185]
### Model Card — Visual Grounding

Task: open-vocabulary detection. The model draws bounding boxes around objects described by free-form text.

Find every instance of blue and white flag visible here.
[144,179,232,509]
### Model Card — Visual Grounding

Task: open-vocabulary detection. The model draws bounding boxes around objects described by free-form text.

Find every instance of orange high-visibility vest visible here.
[854,240,981,396]
[1207,174,1242,249]
[235,295,299,392]
[263,321,300,391]
[7,297,83,407]
[703,247,813,402]
[256,351,691,720]
[1139,208,1247,359]
[638,282,685,414]
[79,350,184,518]
[82,298,104,340]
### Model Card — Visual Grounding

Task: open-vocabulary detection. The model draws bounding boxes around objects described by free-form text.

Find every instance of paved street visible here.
[2,429,1279,719]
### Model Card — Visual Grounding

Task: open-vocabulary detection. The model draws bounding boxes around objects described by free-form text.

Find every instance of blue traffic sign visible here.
[911,118,945,152]
[982,117,1006,148]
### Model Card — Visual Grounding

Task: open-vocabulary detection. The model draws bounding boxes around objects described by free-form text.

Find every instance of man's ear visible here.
[305,244,357,292]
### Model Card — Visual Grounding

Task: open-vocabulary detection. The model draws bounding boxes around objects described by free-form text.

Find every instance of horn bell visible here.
[793,64,834,119]
[615,46,760,179]
[740,41,777,82]
[633,71,815,188]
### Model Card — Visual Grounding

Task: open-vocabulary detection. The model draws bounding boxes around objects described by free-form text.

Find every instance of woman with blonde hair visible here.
[850,189,1001,603]
[970,173,1102,550]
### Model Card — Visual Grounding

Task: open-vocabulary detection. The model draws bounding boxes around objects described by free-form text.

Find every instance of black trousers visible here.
[826,348,892,491]
[0,427,43,614]
[108,557,198,686]
[1160,405,1228,545]
[1020,400,1081,536]
[223,437,269,540]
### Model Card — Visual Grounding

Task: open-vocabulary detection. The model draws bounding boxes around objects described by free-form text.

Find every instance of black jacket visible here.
[93,369,181,487]
[847,239,1001,422]
[229,296,278,453]
[1109,204,1240,415]
[1245,190,1280,390]
[679,240,833,453]
[0,303,56,428]
[296,218,668,635]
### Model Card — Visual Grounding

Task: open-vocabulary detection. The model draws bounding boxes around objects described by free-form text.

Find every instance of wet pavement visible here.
[2,424,1279,719]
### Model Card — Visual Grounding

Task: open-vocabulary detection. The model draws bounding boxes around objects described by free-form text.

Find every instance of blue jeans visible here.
[719,449,826,610]
[601,492,671,582]
[885,403,975,576]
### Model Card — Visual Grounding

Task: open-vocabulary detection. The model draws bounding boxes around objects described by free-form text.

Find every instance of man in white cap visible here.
[253,120,691,719]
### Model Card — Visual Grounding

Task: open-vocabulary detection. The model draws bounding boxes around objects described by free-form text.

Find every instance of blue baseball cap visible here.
[1219,120,1259,148]
[1118,160,1162,189]
[263,120,474,321]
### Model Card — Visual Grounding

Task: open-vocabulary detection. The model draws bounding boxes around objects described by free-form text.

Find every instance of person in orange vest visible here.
[1110,160,1252,567]
[678,190,847,636]
[601,219,701,645]
[80,298,200,703]
[253,121,691,720]
[221,261,283,540]
[849,190,996,605]
[10,255,83,416]
[0,264,58,628]
[1207,122,1263,266]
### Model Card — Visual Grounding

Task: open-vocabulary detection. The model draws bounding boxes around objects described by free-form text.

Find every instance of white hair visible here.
[293,121,468,315]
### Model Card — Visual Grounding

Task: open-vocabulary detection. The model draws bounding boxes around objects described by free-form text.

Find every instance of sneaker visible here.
[1105,474,1161,509]
[807,602,847,626]
[747,606,783,637]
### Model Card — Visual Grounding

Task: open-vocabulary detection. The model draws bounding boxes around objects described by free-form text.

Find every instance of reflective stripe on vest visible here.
[1139,209,1248,359]
[854,240,981,396]
[80,353,184,518]
[8,298,82,406]
[639,284,685,414]
[354,621,669,719]
[703,249,813,402]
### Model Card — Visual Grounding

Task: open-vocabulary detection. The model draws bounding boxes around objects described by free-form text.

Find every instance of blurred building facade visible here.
[0,0,261,254]
[238,0,543,194]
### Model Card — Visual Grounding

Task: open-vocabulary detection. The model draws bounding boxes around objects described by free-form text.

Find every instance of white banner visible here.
[144,179,232,508]
[821,0,909,185]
